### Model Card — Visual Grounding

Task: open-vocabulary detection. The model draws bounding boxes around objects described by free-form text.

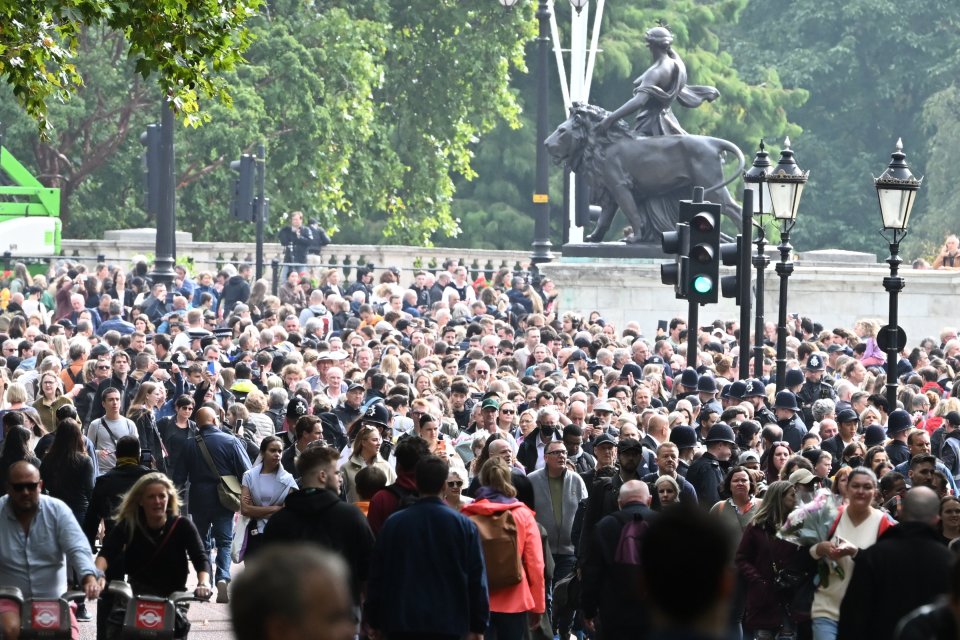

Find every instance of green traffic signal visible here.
[692,275,713,294]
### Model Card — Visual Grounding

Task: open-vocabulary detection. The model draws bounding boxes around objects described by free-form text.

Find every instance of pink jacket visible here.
[462,498,546,614]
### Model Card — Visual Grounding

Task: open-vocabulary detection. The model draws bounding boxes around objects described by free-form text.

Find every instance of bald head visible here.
[618,479,651,508]
[901,486,941,525]
[8,460,39,483]
[488,439,511,458]
[196,407,217,427]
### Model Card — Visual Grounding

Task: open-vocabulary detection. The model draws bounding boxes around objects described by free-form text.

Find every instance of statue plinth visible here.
[561,242,668,260]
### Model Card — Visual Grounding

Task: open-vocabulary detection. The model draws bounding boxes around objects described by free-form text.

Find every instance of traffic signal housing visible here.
[661,221,689,299]
[139,124,161,217]
[721,235,749,305]
[685,200,722,304]
[230,155,255,221]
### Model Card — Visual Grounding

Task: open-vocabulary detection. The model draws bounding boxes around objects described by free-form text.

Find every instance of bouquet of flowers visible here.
[777,489,843,587]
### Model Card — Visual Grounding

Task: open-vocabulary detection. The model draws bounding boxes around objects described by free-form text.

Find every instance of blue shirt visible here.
[0,495,97,598]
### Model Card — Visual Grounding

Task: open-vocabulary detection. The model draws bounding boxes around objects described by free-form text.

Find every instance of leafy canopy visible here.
[1,0,262,135]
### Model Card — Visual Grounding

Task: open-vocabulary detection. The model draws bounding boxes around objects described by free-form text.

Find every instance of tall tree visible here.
[1,0,261,135]
[728,0,960,255]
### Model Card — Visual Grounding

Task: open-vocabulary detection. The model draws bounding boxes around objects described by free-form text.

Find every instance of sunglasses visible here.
[545,450,567,456]
[475,370,489,375]
[500,409,516,415]
[447,480,464,488]
[97,365,111,370]
[10,482,39,492]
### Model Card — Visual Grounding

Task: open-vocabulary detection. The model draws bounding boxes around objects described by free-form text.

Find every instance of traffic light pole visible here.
[739,189,754,380]
[149,100,177,286]
[255,142,266,280]
[687,300,699,369]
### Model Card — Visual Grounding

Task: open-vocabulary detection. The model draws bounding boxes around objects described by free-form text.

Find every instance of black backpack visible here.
[386,483,419,511]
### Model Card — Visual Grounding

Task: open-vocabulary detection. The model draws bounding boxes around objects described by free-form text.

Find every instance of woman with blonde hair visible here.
[6,381,45,440]
[96,473,212,600]
[32,371,73,433]
[340,424,396,503]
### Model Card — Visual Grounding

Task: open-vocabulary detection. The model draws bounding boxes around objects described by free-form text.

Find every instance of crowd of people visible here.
[3,253,960,640]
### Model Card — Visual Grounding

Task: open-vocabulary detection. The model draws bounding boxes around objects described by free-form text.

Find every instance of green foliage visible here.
[1,0,262,135]
[461,0,805,249]
[727,0,960,257]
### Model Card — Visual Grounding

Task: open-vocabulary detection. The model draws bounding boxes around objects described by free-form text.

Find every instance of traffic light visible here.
[230,154,255,221]
[139,124,161,217]
[686,200,722,304]
[721,235,749,305]
[661,222,689,299]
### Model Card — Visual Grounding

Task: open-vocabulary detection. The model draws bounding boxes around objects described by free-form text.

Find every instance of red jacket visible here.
[461,498,546,615]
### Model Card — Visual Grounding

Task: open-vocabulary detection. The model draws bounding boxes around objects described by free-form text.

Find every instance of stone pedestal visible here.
[539,251,960,345]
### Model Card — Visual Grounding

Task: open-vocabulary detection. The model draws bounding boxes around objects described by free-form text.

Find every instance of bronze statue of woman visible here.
[599,25,719,136]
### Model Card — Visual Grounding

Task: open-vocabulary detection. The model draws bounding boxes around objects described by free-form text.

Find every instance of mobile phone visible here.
[140,450,154,467]
[156,361,173,370]
[207,361,216,375]
[567,363,575,374]
[235,418,244,434]
[471,392,483,400]
[657,319,668,334]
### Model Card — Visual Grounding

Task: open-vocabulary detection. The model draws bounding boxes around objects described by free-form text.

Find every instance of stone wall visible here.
[540,253,960,345]
[58,231,955,345]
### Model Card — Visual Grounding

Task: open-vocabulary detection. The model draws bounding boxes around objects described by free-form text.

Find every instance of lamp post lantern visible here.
[742,140,773,381]
[875,138,922,411]
[767,138,808,391]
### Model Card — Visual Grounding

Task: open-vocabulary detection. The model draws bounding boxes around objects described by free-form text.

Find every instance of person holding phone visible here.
[933,234,960,269]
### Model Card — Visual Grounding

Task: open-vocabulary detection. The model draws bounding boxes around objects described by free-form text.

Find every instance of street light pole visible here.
[875,139,922,412]
[766,139,808,391]
[743,141,772,381]
[149,99,177,286]
[530,0,554,267]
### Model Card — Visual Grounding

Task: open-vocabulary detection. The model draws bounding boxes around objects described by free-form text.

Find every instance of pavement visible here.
[79,570,240,640]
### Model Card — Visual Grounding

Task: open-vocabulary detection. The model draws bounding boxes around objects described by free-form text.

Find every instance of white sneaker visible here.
[216,579,229,603]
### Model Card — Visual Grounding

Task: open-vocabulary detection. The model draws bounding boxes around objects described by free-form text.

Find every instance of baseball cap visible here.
[788,468,817,486]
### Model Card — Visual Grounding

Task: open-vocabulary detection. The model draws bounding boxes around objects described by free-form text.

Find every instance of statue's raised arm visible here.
[598,25,719,136]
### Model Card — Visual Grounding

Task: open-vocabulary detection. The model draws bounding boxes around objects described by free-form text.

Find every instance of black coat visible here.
[580,503,656,638]
[219,275,250,316]
[838,522,953,640]
[82,462,153,548]
[262,487,375,605]
[686,451,728,508]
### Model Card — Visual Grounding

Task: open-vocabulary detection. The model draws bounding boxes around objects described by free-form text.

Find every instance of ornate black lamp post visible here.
[500,0,554,266]
[767,139,808,391]
[742,141,772,381]
[874,139,922,411]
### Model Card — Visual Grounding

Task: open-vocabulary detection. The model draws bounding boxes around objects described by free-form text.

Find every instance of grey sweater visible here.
[528,468,588,556]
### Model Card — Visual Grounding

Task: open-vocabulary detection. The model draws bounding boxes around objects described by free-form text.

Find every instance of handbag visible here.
[194,432,242,512]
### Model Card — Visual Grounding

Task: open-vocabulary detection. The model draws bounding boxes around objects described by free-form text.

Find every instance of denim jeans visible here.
[192,507,234,584]
[811,617,837,640]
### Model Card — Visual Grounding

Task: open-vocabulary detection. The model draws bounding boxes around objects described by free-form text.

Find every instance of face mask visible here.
[847,456,864,468]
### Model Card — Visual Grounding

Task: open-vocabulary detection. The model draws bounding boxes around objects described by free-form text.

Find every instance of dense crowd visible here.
[1,254,960,640]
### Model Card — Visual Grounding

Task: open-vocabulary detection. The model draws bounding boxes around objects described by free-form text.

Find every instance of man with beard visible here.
[580,439,650,562]
[642,442,698,508]
[262,446,374,610]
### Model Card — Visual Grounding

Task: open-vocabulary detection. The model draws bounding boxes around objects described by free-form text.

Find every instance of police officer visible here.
[667,367,700,411]
[797,354,836,426]
[744,379,777,426]
[771,390,807,453]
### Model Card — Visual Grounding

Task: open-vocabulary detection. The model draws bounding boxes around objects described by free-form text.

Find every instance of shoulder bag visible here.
[194,432,242,512]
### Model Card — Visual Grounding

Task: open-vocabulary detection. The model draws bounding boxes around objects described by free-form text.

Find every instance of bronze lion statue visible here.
[545,103,744,243]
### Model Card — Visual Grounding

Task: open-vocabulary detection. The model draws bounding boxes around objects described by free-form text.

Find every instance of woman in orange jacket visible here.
[462,458,545,639]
